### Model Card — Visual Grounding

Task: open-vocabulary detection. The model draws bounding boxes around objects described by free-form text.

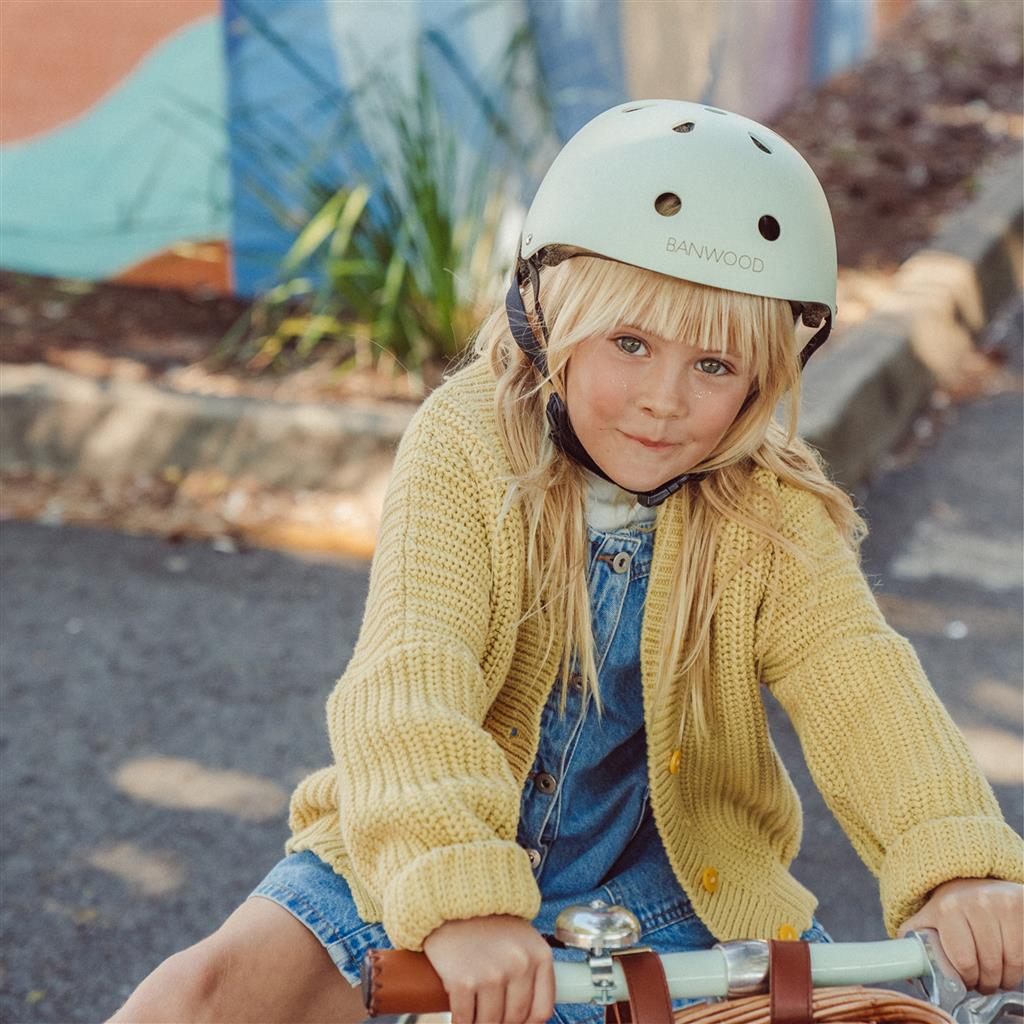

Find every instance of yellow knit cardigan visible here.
[286,357,1023,952]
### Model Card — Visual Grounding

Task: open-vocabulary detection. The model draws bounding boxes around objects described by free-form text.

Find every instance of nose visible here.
[638,361,689,420]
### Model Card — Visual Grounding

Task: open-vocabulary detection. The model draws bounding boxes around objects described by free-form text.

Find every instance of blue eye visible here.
[615,335,647,356]
[698,357,730,375]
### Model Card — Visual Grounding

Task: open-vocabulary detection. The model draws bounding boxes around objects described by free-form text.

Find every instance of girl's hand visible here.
[897,878,1024,994]
[422,914,555,1024]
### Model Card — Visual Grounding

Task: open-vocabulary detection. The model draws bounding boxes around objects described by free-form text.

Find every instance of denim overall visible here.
[252,501,832,1023]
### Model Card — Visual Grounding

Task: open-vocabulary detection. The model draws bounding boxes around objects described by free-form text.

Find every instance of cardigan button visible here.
[776,923,799,941]
[701,867,719,893]
[668,749,682,774]
[570,672,584,691]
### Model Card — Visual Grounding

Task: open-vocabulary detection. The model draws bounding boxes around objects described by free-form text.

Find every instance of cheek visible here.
[590,379,629,426]
[567,363,628,436]
[700,389,750,439]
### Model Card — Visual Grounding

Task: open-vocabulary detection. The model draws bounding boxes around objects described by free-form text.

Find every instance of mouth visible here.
[621,431,677,450]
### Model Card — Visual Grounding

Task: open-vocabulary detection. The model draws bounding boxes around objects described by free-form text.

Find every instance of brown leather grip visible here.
[604,949,675,1024]
[768,939,813,1024]
[362,946,678,1022]
[360,949,449,1017]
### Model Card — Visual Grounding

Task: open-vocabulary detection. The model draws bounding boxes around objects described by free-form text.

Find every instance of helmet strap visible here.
[798,313,832,367]
[504,253,704,508]
[505,252,550,375]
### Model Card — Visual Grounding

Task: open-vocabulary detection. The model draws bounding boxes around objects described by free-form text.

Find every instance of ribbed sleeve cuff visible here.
[880,816,1024,937]
[382,840,543,951]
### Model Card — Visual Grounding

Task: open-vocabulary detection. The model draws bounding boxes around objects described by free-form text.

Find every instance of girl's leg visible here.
[107,895,370,1024]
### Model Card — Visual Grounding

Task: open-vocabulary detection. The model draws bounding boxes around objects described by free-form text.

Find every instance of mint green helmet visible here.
[514,98,837,362]
[504,98,838,506]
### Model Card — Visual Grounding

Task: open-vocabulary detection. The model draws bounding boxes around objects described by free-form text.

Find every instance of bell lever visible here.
[907,928,1024,1024]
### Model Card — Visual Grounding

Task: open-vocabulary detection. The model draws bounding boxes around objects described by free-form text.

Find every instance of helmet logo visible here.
[665,236,765,272]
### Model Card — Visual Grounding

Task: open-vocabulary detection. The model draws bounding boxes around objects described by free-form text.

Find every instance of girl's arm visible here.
[757,483,1024,941]
[326,396,540,952]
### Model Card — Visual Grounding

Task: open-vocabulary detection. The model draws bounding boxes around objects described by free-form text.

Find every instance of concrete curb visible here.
[800,148,1022,487]
[0,366,414,493]
[2,149,1022,528]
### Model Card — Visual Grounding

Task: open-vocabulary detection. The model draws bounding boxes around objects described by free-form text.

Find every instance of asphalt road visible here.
[2,297,1021,1024]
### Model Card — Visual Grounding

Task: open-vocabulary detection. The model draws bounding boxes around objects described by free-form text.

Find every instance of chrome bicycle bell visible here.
[555,898,641,954]
[555,899,642,1006]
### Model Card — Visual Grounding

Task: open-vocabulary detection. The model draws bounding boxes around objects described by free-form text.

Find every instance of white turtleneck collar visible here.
[582,469,658,531]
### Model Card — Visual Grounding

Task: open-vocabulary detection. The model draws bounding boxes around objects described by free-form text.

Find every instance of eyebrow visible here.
[618,323,674,345]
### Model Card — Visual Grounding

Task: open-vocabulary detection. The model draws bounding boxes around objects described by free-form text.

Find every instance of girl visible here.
[110,100,1023,1024]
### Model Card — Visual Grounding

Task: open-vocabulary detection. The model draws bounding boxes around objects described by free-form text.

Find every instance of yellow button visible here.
[668,749,682,774]
[701,867,719,893]
[776,924,799,941]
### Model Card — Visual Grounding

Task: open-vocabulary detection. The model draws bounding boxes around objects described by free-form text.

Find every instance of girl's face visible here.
[563,325,755,492]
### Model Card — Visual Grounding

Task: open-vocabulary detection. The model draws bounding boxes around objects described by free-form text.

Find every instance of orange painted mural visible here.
[0,0,230,292]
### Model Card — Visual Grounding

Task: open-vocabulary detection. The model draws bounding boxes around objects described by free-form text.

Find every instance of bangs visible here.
[541,256,794,386]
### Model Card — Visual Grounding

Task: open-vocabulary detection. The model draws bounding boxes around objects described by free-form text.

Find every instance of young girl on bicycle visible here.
[111,99,1023,1024]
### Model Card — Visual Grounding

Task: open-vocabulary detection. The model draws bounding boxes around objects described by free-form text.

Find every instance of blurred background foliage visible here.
[212,19,555,392]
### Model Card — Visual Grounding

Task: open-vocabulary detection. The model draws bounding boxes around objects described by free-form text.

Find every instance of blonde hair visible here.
[457,255,865,747]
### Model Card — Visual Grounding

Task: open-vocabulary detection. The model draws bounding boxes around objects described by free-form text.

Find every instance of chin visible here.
[601,465,687,493]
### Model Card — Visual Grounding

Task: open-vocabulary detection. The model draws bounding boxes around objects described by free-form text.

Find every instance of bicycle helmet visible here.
[505,98,838,507]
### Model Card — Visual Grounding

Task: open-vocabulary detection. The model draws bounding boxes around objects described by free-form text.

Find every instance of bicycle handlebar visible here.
[360,930,1023,1023]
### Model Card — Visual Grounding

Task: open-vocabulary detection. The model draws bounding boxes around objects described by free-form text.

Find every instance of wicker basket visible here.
[671,985,955,1024]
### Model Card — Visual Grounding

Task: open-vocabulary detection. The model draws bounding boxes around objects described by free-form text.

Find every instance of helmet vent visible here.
[703,106,728,115]
[758,215,781,241]
[622,105,651,113]
[749,134,772,153]
[672,121,695,133]
[655,193,682,216]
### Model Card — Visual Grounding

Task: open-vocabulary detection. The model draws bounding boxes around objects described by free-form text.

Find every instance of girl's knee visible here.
[112,897,360,1023]
[164,941,224,1009]
[196,898,361,1020]
[108,943,223,1023]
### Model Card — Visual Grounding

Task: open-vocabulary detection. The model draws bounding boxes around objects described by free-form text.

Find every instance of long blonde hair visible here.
[456,255,865,746]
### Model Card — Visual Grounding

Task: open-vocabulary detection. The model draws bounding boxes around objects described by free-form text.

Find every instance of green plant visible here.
[215,18,551,395]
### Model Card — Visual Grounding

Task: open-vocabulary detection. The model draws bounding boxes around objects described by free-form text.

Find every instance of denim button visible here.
[570,672,584,691]
[535,772,558,794]
[611,551,631,573]
[526,848,542,868]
